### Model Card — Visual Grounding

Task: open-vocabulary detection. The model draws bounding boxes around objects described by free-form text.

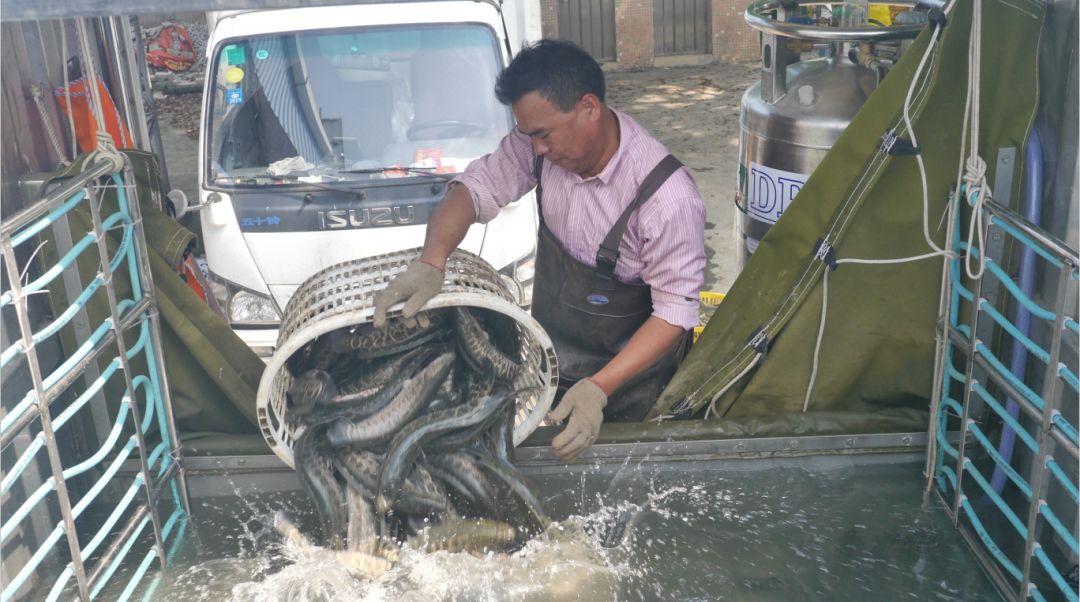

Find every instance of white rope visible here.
[75,18,125,172]
[963,157,990,279]
[75,19,109,141]
[901,19,949,256]
[926,178,964,491]
[960,0,990,280]
[29,84,69,166]
[60,20,78,160]
[803,269,829,412]
[704,352,763,420]
[836,251,952,265]
[925,0,988,488]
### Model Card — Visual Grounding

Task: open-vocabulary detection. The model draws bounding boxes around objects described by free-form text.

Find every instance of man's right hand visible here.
[372,259,444,328]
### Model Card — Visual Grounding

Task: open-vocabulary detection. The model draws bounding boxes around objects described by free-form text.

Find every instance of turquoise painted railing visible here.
[1,155,188,601]
[932,185,1079,602]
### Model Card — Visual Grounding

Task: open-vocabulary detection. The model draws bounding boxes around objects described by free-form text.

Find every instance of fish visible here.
[294,348,440,428]
[467,448,551,536]
[427,452,498,517]
[284,304,548,561]
[346,486,378,552]
[424,463,476,506]
[422,368,498,453]
[294,427,348,550]
[273,511,393,578]
[330,346,437,401]
[288,369,339,416]
[423,414,497,455]
[293,378,404,428]
[330,309,451,359]
[374,388,523,515]
[326,352,455,448]
[409,518,517,554]
[334,448,448,516]
[487,403,516,464]
[454,308,521,383]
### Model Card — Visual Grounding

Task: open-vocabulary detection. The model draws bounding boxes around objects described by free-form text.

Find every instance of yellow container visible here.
[869,4,893,25]
[693,290,726,343]
[699,291,726,306]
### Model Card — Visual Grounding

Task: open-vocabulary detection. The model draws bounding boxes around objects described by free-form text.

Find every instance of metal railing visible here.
[931,187,1079,602]
[1,153,188,601]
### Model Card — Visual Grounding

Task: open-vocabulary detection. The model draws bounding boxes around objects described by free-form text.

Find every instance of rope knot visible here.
[963,156,987,187]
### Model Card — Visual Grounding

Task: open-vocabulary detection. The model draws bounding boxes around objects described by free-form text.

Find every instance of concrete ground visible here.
[155,61,759,293]
[606,63,758,293]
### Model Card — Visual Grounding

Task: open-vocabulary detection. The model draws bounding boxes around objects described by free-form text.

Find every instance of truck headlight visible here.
[206,270,281,325]
[498,250,535,308]
[230,290,279,323]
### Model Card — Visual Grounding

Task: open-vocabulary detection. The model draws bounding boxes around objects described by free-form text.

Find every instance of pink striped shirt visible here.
[454,109,706,330]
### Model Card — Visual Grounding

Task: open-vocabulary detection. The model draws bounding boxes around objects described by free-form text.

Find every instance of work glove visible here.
[548,378,607,462]
[372,260,444,329]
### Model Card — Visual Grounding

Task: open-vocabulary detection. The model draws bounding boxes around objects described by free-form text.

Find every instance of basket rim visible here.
[256,291,559,469]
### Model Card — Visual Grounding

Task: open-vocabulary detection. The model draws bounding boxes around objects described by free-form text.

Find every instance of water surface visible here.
[154,454,999,601]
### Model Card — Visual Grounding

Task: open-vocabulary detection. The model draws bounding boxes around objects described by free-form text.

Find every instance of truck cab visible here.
[195,1,541,356]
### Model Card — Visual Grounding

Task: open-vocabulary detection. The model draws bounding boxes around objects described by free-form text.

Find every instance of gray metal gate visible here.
[557,0,616,62]
[654,0,711,56]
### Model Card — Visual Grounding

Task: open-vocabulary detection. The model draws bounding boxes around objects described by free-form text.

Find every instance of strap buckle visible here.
[594,246,620,288]
[880,130,921,156]
[813,238,838,271]
[747,327,770,355]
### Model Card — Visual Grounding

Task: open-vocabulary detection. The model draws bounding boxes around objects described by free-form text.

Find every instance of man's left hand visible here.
[548,379,607,462]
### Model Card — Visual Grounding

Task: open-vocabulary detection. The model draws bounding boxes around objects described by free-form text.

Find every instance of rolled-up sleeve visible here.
[452,130,537,224]
[639,192,707,331]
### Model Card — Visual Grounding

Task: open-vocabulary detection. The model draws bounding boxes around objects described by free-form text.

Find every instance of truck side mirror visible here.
[167,189,190,219]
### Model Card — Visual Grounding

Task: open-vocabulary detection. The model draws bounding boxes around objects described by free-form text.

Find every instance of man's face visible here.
[512,91,602,177]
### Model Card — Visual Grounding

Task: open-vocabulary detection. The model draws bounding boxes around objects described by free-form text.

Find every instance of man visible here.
[373,40,706,461]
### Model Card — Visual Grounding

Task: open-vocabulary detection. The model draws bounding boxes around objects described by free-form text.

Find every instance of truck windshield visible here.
[206,25,510,186]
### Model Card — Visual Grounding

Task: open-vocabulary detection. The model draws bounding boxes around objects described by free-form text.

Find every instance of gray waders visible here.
[530,154,692,422]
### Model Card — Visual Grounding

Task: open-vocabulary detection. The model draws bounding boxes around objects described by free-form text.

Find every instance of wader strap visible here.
[533,153,684,284]
[595,154,683,284]
[534,155,545,223]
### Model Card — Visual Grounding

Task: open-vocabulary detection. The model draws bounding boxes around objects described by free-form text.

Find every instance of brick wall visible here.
[540,0,758,68]
[540,0,559,41]
[615,0,655,68]
[711,0,759,63]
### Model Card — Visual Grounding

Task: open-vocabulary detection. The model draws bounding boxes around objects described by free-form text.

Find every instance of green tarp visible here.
[650,0,1045,431]
[38,0,1047,449]
[43,150,264,438]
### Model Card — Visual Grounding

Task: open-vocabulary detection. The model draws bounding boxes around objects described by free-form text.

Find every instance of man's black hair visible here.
[494,39,605,111]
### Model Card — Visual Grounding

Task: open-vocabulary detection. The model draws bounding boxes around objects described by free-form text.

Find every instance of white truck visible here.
[183,0,541,356]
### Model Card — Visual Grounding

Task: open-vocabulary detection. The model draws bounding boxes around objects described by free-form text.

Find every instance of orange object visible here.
[53,77,134,152]
[180,254,209,303]
[413,147,443,168]
[145,24,196,72]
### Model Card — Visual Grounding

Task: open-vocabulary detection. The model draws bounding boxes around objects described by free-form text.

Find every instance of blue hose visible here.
[991,127,1042,493]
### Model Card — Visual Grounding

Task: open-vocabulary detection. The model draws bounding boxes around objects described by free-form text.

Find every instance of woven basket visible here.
[255,249,558,469]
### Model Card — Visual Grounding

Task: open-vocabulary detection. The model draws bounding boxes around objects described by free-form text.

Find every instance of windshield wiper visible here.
[218,174,363,193]
[338,166,455,181]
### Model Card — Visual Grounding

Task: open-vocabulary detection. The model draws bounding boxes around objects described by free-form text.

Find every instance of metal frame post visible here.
[1,241,91,601]
[118,159,192,517]
[950,209,990,524]
[49,210,116,453]
[83,175,170,577]
[1017,263,1073,598]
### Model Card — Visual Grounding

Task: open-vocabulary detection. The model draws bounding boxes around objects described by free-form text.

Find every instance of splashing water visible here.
[155,508,632,602]
[151,459,999,601]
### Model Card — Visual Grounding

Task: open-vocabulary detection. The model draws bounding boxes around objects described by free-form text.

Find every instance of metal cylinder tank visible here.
[734,0,925,267]
[737,58,878,264]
